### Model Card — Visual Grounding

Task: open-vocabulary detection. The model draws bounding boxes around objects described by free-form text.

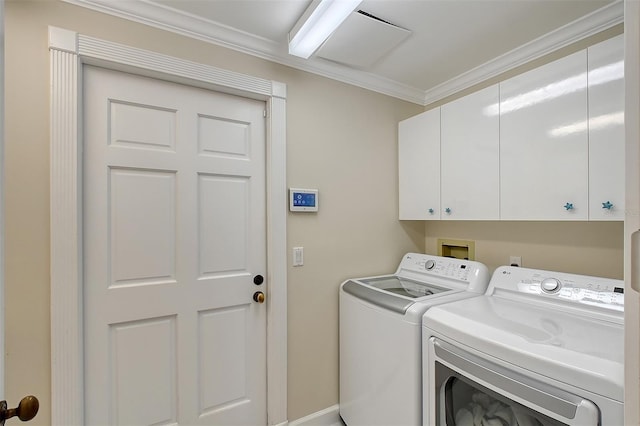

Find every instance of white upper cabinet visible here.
[500,50,589,220]
[397,35,624,222]
[441,85,500,220]
[588,34,624,220]
[398,107,440,219]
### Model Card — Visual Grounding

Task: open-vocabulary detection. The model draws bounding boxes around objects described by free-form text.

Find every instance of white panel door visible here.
[398,108,440,220]
[83,66,267,425]
[500,51,589,220]
[588,34,625,220]
[441,85,500,220]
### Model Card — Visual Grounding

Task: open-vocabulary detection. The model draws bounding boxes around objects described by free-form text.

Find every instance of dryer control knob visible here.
[425,260,436,270]
[541,278,561,293]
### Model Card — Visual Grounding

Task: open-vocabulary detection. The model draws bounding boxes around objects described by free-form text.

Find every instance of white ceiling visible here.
[65,0,623,105]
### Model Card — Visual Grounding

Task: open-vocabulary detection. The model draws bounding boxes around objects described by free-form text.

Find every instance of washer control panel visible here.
[492,266,624,311]
[396,253,490,293]
[540,277,561,293]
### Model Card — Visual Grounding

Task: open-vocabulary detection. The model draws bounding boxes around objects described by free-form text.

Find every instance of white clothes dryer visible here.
[422,266,624,426]
[339,253,490,426]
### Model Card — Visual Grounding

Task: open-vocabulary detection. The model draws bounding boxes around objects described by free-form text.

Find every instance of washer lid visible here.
[360,276,450,299]
[423,295,624,401]
[342,276,456,315]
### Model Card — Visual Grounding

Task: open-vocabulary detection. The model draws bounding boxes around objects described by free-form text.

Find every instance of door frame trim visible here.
[0,0,5,400]
[49,26,288,425]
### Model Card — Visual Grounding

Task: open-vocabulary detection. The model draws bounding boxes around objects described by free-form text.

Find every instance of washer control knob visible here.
[541,278,561,293]
[425,260,436,270]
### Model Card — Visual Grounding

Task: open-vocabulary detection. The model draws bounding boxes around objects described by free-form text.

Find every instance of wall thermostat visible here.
[289,188,318,212]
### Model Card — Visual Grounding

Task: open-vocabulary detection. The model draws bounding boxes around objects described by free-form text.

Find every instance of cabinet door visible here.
[398,108,440,219]
[441,85,499,220]
[588,34,624,220]
[500,51,588,220]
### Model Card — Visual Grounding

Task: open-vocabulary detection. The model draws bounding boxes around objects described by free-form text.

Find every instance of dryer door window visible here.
[441,374,566,426]
[430,339,601,426]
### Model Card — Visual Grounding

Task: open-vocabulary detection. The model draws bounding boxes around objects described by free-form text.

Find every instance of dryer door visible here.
[427,338,600,426]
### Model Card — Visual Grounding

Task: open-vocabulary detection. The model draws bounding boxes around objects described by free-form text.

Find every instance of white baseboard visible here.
[288,404,343,426]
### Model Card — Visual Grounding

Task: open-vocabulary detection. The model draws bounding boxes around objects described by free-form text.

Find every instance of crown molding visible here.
[422,0,624,105]
[60,0,429,104]
[62,0,623,106]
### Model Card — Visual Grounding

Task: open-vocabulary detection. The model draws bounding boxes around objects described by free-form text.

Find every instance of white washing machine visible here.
[339,253,490,426]
[422,265,624,426]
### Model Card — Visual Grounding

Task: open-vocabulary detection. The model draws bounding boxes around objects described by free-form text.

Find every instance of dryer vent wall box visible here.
[289,188,318,212]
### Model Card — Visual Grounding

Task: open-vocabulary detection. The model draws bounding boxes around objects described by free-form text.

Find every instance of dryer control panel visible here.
[490,266,624,312]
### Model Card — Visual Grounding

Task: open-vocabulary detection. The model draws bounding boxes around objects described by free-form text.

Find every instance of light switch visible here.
[293,247,304,267]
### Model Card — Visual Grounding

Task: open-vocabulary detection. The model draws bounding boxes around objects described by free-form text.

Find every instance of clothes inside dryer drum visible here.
[450,379,564,426]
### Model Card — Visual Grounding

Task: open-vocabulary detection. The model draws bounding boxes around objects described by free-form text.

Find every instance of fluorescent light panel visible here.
[289,0,363,59]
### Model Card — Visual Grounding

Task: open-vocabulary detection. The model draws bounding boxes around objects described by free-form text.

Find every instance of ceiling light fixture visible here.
[288,0,363,59]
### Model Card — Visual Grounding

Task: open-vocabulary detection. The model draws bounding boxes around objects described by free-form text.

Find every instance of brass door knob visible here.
[0,395,39,425]
[253,291,265,303]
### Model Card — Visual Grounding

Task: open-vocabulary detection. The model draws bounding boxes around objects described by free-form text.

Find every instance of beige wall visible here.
[425,221,623,279]
[4,1,424,424]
